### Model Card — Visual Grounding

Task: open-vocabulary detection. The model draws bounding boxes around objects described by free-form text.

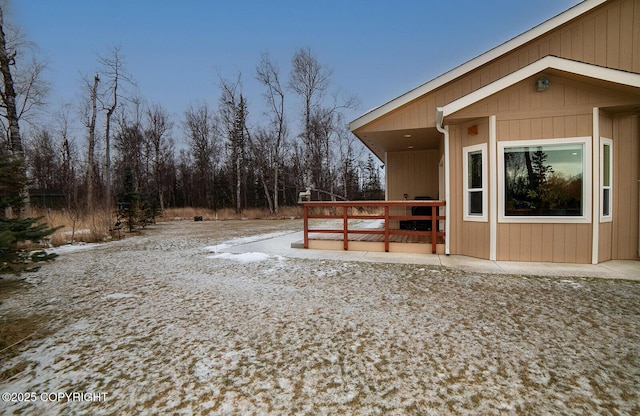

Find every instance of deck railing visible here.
[302,200,446,254]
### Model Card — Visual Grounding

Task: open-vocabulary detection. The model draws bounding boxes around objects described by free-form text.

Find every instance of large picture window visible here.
[463,143,487,222]
[498,137,591,223]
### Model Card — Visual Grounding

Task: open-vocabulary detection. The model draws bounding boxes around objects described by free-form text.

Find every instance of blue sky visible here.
[10,0,581,140]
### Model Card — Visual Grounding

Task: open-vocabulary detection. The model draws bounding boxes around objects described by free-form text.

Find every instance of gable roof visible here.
[439,55,640,119]
[349,0,608,132]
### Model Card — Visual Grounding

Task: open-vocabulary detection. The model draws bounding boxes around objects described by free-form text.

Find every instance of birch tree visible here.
[288,48,330,192]
[0,5,48,157]
[0,5,26,213]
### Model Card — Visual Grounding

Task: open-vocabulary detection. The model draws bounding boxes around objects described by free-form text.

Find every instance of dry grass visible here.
[32,206,303,246]
[162,206,302,221]
[33,208,115,246]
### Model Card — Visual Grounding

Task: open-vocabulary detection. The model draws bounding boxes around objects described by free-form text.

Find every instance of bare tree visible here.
[144,103,173,212]
[335,123,364,199]
[288,48,331,192]
[83,73,100,213]
[26,128,57,190]
[98,46,133,209]
[55,103,79,207]
[184,102,218,208]
[255,53,287,213]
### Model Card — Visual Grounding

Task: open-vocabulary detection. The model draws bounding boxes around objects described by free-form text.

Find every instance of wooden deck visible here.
[307,231,445,244]
[302,200,446,254]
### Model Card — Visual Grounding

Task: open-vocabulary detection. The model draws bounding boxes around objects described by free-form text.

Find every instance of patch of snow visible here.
[223,230,295,246]
[63,228,91,236]
[49,243,98,255]
[349,219,384,229]
[208,252,272,263]
[203,243,230,252]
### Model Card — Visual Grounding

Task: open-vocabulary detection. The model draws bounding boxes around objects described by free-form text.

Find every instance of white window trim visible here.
[463,143,488,222]
[600,137,613,222]
[498,137,592,224]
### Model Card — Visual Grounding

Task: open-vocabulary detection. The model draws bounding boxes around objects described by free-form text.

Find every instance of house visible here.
[349,0,640,264]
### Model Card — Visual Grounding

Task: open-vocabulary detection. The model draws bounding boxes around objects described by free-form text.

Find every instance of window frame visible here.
[463,143,488,222]
[497,137,592,224]
[600,137,613,222]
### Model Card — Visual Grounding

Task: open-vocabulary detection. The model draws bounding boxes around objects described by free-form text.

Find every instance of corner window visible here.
[601,138,613,221]
[463,143,487,222]
[498,137,591,223]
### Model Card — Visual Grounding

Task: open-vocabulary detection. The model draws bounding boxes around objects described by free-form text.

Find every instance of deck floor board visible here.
[308,232,444,244]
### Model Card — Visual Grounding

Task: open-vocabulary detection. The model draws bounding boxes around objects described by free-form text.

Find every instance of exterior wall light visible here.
[536,76,550,92]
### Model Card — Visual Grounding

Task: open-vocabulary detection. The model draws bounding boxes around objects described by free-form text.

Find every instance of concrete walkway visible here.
[223,230,640,281]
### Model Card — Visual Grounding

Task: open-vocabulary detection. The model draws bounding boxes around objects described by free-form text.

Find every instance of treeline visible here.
[16,46,384,219]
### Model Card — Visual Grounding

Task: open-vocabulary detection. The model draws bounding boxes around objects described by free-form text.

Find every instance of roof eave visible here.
[349,0,608,132]
[441,56,640,118]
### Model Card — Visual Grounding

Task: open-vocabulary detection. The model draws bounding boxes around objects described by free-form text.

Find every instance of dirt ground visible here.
[1,220,639,415]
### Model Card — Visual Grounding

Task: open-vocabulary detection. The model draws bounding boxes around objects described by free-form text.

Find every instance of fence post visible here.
[431,202,437,254]
[343,205,349,250]
[384,205,390,252]
[303,203,309,249]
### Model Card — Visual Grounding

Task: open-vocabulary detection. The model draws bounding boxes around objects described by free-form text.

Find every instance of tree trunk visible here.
[105,106,114,210]
[87,74,99,213]
[0,8,29,214]
[273,160,279,213]
[236,151,241,214]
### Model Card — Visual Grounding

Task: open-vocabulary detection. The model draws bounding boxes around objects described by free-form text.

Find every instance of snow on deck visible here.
[0,220,638,415]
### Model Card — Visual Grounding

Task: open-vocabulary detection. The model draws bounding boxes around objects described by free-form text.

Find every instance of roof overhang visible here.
[440,56,640,118]
[349,0,607,132]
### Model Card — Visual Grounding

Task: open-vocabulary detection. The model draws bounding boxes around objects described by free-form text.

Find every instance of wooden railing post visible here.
[431,206,437,254]
[384,205,390,252]
[303,203,309,249]
[343,205,349,250]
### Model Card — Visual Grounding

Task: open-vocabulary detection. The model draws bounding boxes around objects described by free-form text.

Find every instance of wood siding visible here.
[597,113,640,261]
[598,112,614,261]
[449,120,490,259]
[497,223,592,262]
[611,115,640,259]
[356,0,640,135]
[386,150,440,200]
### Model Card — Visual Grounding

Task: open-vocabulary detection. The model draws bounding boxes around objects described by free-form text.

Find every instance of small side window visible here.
[463,143,487,222]
[601,138,613,221]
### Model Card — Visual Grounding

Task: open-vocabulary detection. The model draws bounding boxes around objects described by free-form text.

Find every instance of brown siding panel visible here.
[386,150,440,201]
[620,0,635,71]
[612,115,640,259]
[607,3,622,68]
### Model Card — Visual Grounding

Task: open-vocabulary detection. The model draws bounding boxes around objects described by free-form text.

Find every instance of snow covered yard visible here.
[1,220,639,415]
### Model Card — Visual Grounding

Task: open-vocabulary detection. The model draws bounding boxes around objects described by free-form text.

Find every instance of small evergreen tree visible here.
[0,150,58,275]
[362,155,384,200]
[117,168,141,232]
[141,191,162,225]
